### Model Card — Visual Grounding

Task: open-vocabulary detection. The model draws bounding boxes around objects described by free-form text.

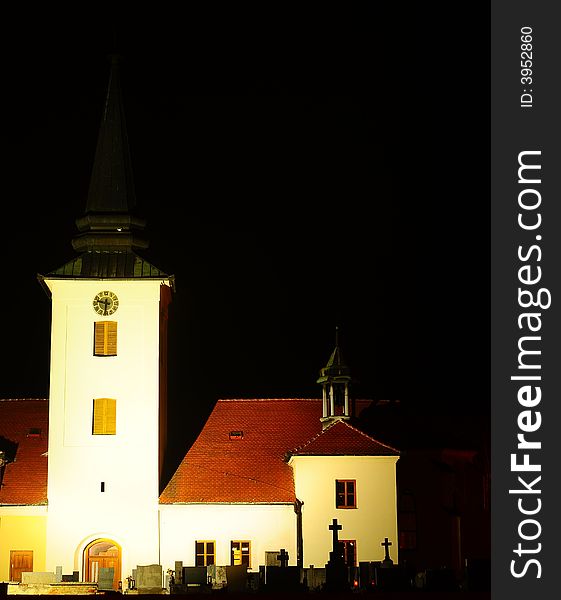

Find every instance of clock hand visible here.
[100,297,110,315]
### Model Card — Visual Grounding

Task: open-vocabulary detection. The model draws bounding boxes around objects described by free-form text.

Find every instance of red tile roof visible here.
[290,419,399,456]
[159,399,397,504]
[0,398,397,506]
[0,399,49,505]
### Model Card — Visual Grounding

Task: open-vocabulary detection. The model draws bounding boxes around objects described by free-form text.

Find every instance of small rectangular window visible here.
[94,321,117,356]
[92,398,117,435]
[231,541,251,567]
[336,479,357,509]
[195,541,215,566]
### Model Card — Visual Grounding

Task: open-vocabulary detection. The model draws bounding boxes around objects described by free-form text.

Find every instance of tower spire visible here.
[72,54,148,253]
[317,328,354,428]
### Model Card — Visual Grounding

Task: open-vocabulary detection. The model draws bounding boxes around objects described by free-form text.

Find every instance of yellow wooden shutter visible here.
[94,322,117,356]
[92,398,117,435]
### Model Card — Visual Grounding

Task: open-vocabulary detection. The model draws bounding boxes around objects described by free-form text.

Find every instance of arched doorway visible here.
[84,539,121,591]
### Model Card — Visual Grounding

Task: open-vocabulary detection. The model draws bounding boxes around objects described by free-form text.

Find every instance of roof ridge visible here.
[215,398,376,403]
[287,423,329,455]
[217,398,322,403]
[339,419,400,453]
[288,418,400,456]
[0,398,48,402]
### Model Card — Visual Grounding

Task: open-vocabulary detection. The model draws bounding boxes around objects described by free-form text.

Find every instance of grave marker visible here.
[97,567,114,591]
[277,549,289,567]
[381,537,394,566]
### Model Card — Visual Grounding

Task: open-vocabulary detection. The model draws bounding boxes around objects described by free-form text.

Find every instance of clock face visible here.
[93,290,119,316]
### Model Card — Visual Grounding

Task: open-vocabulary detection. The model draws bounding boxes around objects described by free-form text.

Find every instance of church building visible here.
[0,58,400,589]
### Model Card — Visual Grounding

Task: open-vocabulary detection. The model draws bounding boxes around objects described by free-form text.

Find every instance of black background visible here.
[1,5,489,460]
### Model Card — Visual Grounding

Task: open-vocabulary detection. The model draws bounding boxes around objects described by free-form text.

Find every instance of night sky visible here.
[1,6,489,460]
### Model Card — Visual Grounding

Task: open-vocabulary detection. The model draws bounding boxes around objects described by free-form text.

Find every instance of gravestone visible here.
[265,548,302,592]
[277,548,289,567]
[329,519,343,559]
[55,566,63,583]
[304,566,326,591]
[265,566,301,592]
[224,565,247,592]
[182,566,207,586]
[21,572,57,584]
[247,571,260,591]
[174,561,183,584]
[359,561,375,590]
[381,537,394,566]
[325,518,349,592]
[207,564,227,590]
[97,567,114,591]
[374,563,411,591]
[135,563,162,593]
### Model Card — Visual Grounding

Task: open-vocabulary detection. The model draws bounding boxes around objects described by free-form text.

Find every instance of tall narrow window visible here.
[92,398,117,435]
[195,541,215,566]
[94,321,117,356]
[336,479,357,508]
[230,541,251,567]
[340,540,357,567]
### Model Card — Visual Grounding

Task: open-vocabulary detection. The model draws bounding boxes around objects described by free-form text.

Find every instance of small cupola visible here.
[317,327,354,429]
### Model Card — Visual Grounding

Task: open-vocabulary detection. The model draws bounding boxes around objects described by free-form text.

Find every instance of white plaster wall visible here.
[44,278,171,578]
[159,504,296,573]
[0,506,48,517]
[290,455,399,567]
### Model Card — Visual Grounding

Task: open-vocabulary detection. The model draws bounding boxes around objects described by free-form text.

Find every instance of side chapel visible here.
[0,57,399,588]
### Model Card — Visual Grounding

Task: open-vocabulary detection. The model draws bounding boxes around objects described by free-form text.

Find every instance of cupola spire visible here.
[317,327,354,428]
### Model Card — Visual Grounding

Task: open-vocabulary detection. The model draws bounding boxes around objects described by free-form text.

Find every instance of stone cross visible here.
[329,518,343,550]
[381,537,393,562]
[277,548,289,568]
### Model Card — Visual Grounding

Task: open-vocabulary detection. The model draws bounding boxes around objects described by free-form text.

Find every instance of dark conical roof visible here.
[86,54,137,214]
[39,55,169,283]
[316,328,353,383]
[71,54,148,254]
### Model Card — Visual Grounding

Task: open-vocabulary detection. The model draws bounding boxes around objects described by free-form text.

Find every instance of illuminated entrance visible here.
[84,539,121,590]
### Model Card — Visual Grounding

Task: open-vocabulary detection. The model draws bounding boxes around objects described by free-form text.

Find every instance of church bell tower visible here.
[317,328,355,429]
[38,55,174,587]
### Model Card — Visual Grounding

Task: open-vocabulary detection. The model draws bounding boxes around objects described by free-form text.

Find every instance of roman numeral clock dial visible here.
[93,291,119,316]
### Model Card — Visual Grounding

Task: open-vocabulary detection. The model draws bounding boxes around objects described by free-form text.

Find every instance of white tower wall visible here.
[44,278,171,580]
